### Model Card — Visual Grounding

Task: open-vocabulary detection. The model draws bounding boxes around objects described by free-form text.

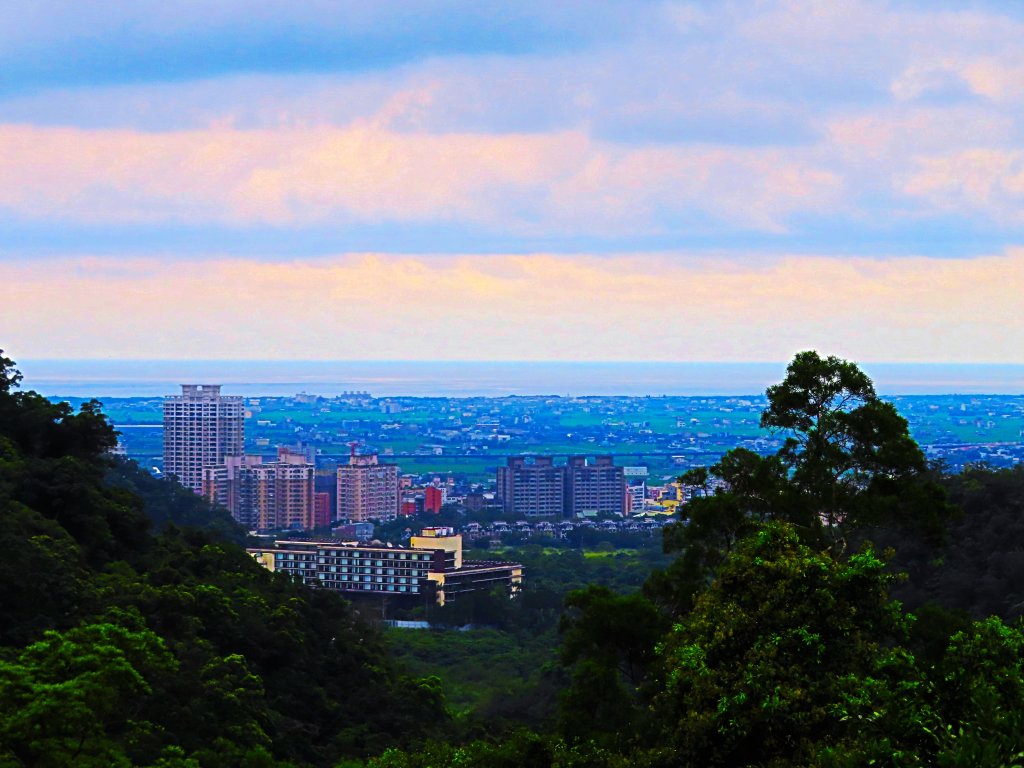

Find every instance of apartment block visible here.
[337,452,400,523]
[424,485,445,513]
[203,447,316,531]
[566,455,626,517]
[163,384,244,493]
[313,492,332,528]
[497,455,626,517]
[496,456,566,517]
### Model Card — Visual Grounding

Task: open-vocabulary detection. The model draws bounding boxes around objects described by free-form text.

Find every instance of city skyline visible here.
[4,2,1024,364]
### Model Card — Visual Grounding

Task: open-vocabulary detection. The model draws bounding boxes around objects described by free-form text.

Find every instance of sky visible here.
[3,0,1024,363]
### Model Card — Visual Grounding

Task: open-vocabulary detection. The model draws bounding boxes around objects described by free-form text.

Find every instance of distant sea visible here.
[16,360,1024,398]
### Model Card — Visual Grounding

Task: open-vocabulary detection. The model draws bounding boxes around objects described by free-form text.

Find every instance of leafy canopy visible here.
[665,351,951,599]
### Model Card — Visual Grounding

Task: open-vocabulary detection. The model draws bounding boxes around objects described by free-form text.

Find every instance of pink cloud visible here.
[3,1,1024,234]
[2,250,1021,363]
[901,149,1024,224]
[0,123,838,233]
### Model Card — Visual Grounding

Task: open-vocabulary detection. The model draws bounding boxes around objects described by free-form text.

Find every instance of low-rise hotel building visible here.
[247,527,522,606]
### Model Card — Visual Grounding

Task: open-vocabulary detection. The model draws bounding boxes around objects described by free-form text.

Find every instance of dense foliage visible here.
[888,464,1024,621]
[0,351,443,767]
[373,353,1024,767]
[5,348,1024,767]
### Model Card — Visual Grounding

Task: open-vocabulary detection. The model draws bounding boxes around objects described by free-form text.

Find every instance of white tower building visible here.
[163,384,244,493]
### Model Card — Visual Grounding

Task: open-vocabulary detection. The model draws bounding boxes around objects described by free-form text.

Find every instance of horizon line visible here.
[17,358,1024,367]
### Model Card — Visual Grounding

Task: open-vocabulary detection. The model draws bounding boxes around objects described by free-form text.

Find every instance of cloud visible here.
[901,149,1024,224]
[0,123,839,233]
[3,1,1024,242]
[0,1,644,93]
[2,250,1021,362]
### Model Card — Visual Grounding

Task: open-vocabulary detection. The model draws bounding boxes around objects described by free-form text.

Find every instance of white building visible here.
[163,384,244,494]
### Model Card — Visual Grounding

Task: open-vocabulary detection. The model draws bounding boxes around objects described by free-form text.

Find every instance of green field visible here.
[69,393,1024,482]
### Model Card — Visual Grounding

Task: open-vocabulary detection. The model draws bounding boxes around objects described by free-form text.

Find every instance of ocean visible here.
[15,359,1024,398]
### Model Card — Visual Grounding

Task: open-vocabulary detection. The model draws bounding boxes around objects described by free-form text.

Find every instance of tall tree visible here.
[666,351,951,595]
[761,351,948,550]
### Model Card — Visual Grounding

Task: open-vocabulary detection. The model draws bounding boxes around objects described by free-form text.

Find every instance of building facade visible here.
[247,527,522,606]
[496,456,566,517]
[203,447,316,531]
[566,455,626,517]
[163,384,244,494]
[424,485,444,513]
[497,455,625,517]
[337,453,400,522]
[313,492,331,528]
[625,482,647,514]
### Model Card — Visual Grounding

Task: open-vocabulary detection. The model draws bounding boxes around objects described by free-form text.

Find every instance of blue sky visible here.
[2,1,1023,362]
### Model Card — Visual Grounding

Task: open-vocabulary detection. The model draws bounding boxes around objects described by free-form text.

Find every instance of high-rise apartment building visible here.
[497,456,566,517]
[337,453,400,523]
[163,384,244,493]
[566,455,625,517]
[202,447,316,531]
[497,455,626,518]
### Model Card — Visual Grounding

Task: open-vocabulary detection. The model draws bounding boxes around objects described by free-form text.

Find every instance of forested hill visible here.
[0,352,444,767]
[365,352,1024,768]
[6,347,1024,768]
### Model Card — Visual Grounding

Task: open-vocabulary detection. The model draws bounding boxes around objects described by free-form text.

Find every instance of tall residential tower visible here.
[163,384,244,493]
[566,455,625,517]
[497,455,626,517]
[337,452,400,523]
[496,456,566,517]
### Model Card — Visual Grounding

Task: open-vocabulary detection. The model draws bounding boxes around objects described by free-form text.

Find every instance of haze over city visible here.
[4,1,1024,365]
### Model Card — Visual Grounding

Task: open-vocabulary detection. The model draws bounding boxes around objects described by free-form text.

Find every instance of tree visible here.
[557,586,669,744]
[0,348,449,767]
[656,523,924,766]
[761,351,948,550]
[669,352,952,589]
[0,349,22,395]
[649,449,792,617]
[0,620,177,767]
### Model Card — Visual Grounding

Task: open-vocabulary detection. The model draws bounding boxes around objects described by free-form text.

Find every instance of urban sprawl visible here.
[96,384,1024,606]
